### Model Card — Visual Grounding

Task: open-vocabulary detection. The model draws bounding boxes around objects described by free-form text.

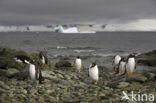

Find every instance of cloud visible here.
[0,0,156,25]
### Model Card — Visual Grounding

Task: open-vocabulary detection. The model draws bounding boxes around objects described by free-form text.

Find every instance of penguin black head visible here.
[90,62,97,68]
[28,59,35,64]
[76,56,80,59]
[120,58,125,61]
[128,53,136,58]
[39,51,47,57]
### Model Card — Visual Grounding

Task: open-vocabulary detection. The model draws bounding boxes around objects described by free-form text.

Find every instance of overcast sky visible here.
[0,0,156,25]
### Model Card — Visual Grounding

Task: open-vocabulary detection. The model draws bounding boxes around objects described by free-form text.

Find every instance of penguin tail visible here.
[45,57,48,65]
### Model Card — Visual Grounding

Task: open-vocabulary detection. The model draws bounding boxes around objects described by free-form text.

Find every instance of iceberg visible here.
[55,26,96,34]
[55,26,78,33]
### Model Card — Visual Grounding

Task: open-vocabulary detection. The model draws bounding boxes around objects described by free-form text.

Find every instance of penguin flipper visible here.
[45,57,48,64]
[123,63,127,75]
[39,70,43,84]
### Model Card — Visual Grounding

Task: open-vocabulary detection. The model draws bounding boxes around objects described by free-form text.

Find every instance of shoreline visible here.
[0,46,156,102]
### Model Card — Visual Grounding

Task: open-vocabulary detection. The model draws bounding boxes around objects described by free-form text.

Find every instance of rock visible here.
[137,50,156,67]
[0,88,8,93]
[126,73,147,83]
[42,64,57,70]
[42,70,56,80]
[16,70,29,80]
[21,89,27,94]
[145,72,155,80]
[57,84,67,89]
[117,82,129,88]
[0,57,14,69]
[0,46,15,57]
[55,61,72,68]
[61,93,72,100]
[64,75,71,80]
[138,59,156,67]
[6,68,19,78]
[126,101,138,103]
[104,86,110,90]
[0,81,10,90]
[57,73,64,79]
[0,69,7,77]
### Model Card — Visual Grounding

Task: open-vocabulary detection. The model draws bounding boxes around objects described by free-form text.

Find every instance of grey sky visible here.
[0,0,156,25]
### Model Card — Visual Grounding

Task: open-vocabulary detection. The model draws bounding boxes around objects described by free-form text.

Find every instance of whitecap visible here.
[74,49,95,53]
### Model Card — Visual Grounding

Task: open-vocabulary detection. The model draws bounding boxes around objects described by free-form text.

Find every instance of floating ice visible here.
[55,26,96,34]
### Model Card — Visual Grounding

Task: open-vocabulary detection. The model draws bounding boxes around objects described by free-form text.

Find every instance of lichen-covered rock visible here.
[6,68,19,78]
[145,72,155,80]
[0,46,16,57]
[0,81,10,90]
[55,61,72,68]
[126,73,147,83]
[0,57,15,69]
[117,82,129,88]
[137,50,156,67]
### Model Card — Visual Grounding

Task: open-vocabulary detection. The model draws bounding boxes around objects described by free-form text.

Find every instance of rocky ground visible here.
[0,46,156,103]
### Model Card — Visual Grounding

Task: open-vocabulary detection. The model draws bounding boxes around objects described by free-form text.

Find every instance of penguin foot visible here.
[128,72,133,76]
[120,72,125,75]
[76,69,80,73]
[92,80,98,85]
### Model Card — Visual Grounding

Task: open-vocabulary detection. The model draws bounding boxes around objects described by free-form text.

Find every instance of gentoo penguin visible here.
[118,58,127,75]
[74,56,82,72]
[39,51,48,65]
[89,62,99,85]
[14,55,31,64]
[112,55,121,73]
[28,60,43,84]
[126,54,136,76]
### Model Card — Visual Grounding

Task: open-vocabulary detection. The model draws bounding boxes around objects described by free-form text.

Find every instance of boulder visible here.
[117,82,129,88]
[145,72,155,80]
[55,61,72,68]
[137,50,156,67]
[126,73,147,83]
[6,68,19,78]
[0,81,10,90]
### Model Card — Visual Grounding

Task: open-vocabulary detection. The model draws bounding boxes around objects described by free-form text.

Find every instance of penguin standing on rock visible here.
[118,58,127,75]
[89,62,99,85]
[27,60,43,84]
[126,54,136,76]
[112,55,121,73]
[74,56,82,72]
[39,51,48,65]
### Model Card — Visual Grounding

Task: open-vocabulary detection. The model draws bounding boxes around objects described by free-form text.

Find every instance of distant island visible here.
[0,23,156,32]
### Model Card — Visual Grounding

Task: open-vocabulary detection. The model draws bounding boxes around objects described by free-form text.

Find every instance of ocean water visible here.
[0,32,156,70]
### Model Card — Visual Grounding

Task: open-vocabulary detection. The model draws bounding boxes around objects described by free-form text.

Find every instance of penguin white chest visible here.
[114,56,121,65]
[41,56,45,64]
[127,58,135,72]
[89,65,99,81]
[29,64,36,80]
[75,59,82,70]
[119,61,126,73]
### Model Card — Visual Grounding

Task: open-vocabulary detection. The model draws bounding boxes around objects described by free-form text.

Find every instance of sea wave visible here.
[74,49,95,53]
[57,46,68,49]
[92,53,113,57]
